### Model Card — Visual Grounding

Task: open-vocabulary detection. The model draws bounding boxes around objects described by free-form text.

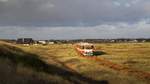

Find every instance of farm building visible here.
[16,38,34,44]
[48,41,55,44]
[38,40,47,44]
[37,40,55,45]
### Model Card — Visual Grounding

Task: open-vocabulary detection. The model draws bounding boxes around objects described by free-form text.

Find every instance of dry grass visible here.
[0,41,150,84]
[0,42,106,84]
[18,43,150,84]
[95,43,150,72]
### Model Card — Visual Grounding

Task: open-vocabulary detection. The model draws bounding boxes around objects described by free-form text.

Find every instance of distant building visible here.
[48,41,54,44]
[110,40,115,43]
[129,39,138,43]
[37,40,55,45]
[16,38,34,44]
[37,40,47,45]
[142,40,146,42]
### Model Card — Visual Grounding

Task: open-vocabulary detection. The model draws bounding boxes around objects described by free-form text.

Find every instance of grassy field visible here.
[0,41,150,84]
[95,43,150,72]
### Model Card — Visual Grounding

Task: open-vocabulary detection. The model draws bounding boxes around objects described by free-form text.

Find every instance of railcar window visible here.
[84,46,93,49]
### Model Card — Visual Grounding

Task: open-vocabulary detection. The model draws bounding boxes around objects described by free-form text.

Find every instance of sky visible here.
[0,0,150,40]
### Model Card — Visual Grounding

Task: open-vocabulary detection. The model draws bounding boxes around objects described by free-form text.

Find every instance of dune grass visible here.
[0,42,109,84]
[0,41,150,84]
[18,43,149,84]
[95,43,150,72]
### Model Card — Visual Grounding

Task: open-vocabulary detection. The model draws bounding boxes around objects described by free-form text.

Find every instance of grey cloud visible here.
[0,0,150,26]
[0,0,150,39]
[0,20,150,39]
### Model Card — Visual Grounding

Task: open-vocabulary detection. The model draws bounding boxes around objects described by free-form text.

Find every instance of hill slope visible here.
[0,42,107,84]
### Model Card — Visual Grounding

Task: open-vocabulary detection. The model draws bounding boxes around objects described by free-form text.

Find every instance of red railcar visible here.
[75,43,95,56]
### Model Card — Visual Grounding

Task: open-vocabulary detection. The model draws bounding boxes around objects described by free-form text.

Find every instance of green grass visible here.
[0,41,150,84]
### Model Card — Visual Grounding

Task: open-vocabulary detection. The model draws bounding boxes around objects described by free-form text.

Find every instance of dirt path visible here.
[83,56,150,80]
[74,46,150,81]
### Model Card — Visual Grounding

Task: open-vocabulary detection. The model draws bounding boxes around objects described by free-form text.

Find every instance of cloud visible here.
[113,1,121,6]
[0,20,150,39]
[0,0,150,39]
[0,0,150,26]
[0,0,8,2]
